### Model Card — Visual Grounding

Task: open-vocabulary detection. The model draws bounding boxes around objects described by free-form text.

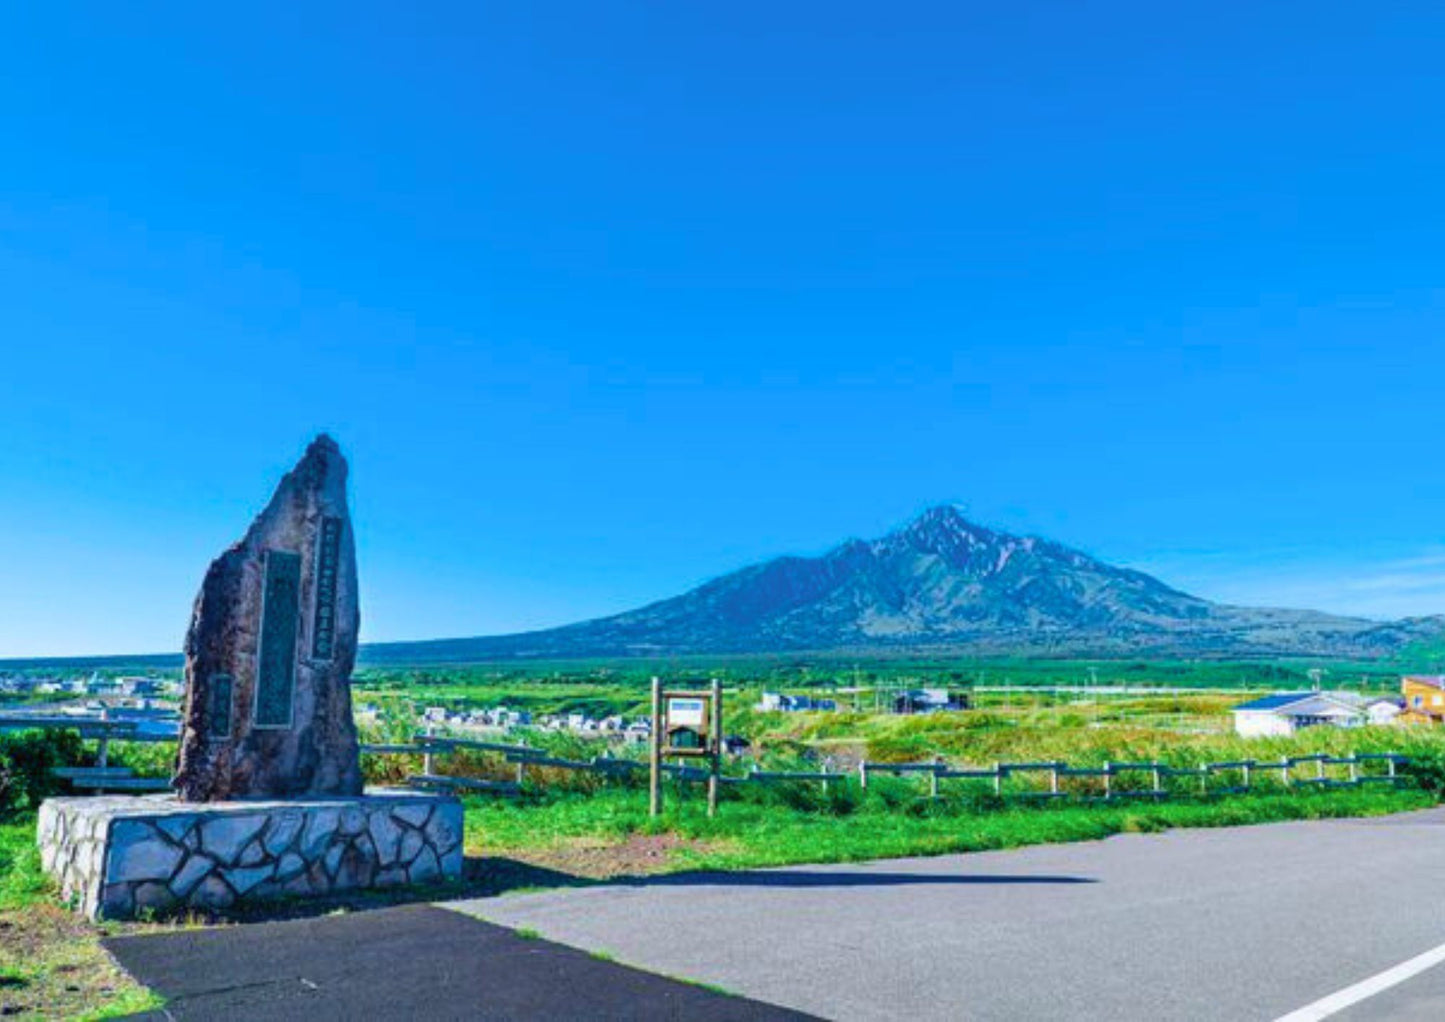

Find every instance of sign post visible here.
[708,678,722,817]
[649,678,723,819]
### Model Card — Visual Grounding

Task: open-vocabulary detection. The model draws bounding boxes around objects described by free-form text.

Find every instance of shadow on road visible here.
[627,870,1097,888]
[158,857,1095,928]
[196,856,588,925]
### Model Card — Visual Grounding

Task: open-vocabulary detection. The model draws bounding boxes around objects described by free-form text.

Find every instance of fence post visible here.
[649,677,663,818]
[859,759,869,791]
[1198,763,1206,795]
[422,724,435,776]
[1280,757,1291,787]
[1242,761,1251,790]
[707,678,722,818]
[1348,756,1358,785]
[1049,762,1059,797]
[993,762,1003,796]
[1316,757,1325,782]
[822,756,834,796]
[97,710,110,771]
[929,757,941,799]
[97,710,110,795]
[1103,761,1111,800]
[1151,763,1162,798]
[1388,756,1397,781]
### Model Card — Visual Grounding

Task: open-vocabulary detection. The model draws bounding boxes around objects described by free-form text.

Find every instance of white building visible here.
[1366,698,1404,726]
[757,692,837,713]
[1231,692,1366,738]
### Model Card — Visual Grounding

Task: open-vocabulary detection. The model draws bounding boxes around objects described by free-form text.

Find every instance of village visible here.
[1228,675,1445,737]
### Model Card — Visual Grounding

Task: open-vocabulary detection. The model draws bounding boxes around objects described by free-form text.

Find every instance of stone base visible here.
[37,789,463,920]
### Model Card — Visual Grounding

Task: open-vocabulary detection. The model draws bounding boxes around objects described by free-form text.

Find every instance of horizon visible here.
[5,3,1445,656]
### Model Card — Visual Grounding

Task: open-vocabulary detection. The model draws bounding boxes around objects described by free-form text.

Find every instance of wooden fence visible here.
[1,715,1409,803]
[373,731,1408,803]
[1,713,176,793]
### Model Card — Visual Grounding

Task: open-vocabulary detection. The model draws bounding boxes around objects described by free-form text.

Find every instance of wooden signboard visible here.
[663,695,710,756]
[650,678,723,818]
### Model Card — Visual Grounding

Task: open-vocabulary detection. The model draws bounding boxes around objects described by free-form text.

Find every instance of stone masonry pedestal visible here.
[37,790,463,920]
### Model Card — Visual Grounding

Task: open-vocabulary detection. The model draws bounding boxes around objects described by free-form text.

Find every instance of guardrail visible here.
[856,753,1405,799]
[1,714,179,794]
[367,732,1408,803]
[0,714,179,742]
[4,714,1409,804]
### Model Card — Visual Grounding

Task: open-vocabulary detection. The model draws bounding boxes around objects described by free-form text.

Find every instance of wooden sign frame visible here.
[650,678,723,818]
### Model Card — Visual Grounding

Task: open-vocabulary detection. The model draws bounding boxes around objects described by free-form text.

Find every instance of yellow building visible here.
[1400,675,1445,725]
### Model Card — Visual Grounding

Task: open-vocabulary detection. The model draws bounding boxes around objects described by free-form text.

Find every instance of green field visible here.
[6,654,1445,1019]
[348,656,1443,785]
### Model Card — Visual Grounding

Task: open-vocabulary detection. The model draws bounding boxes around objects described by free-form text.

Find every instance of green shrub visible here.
[0,730,86,817]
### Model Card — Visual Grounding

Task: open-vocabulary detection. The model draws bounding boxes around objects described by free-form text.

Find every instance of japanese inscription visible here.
[208,673,233,736]
[311,516,342,661]
[255,550,301,728]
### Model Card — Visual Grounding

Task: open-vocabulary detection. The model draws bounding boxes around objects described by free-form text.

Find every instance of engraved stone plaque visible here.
[312,516,342,661]
[208,674,233,736]
[255,550,301,728]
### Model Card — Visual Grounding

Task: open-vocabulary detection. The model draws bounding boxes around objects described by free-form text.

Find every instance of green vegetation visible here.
[466,784,1436,876]
[3,653,1442,1018]
[354,654,1408,704]
[0,817,164,1020]
[0,731,86,816]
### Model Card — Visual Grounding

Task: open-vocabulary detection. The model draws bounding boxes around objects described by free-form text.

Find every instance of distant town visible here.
[8,670,1443,744]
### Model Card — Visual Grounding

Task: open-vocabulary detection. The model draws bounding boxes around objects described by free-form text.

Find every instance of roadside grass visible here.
[1,756,1437,1017]
[0,817,164,1021]
[466,783,1438,877]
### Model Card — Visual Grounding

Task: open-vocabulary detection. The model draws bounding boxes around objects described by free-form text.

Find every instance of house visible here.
[1230,692,1365,737]
[1366,697,1405,726]
[624,720,651,742]
[1400,676,1445,724]
[893,688,970,715]
[757,692,837,713]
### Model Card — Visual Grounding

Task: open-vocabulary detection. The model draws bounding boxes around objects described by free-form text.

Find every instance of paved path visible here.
[105,903,816,1021]
[449,808,1445,1021]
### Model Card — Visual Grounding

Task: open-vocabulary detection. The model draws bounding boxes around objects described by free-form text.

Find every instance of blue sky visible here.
[2,2,1444,656]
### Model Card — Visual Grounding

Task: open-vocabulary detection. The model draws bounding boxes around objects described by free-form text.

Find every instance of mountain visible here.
[365,505,1445,662]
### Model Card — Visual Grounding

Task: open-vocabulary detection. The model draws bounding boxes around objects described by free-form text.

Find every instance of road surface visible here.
[449,807,1445,1021]
[107,903,816,1021]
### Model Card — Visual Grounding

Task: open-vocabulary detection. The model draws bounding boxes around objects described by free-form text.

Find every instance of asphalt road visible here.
[106,903,817,1021]
[449,807,1445,1021]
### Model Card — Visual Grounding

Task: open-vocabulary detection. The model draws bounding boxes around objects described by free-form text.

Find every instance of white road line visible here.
[1274,940,1445,1022]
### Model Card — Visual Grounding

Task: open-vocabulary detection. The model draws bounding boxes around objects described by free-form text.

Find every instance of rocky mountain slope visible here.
[367,506,1445,662]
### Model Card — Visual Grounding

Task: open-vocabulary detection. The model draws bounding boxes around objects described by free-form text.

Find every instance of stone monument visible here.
[174,434,363,800]
[36,436,463,920]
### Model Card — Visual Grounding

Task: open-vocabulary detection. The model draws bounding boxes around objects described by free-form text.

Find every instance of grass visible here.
[0,817,165,1021]
[0,775,1436,1018]
[466,783,1438,876]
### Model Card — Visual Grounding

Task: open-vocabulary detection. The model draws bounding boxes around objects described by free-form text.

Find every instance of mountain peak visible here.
[897,504,1000,554]
[365,505,1429,662]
